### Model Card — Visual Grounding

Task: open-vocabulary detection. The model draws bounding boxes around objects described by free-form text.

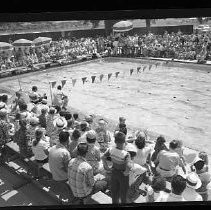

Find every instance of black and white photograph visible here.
[0,6,211,207]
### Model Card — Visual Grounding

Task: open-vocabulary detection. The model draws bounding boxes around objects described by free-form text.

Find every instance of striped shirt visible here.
[68,156,94,198]
[103,147,132,172]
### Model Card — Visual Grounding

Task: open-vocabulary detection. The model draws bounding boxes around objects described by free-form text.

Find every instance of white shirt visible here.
[32,137,50,161]
[129,163,147,186]
[182,187,203,201]
[134,144,153,166]
[207,182,211,201]
[156,192,186,202]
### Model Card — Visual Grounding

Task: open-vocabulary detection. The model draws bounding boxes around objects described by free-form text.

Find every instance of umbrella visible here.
[113,20,133,32]
[0,42,13,51]
[33,36,52,46]
[13,39,33,47]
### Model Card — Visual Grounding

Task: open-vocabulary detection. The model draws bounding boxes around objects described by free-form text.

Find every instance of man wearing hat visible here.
[50,117,67,146]
[182,172,203,201]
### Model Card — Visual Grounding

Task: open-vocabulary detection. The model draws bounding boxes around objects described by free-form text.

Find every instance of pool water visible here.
[1,57,211,154]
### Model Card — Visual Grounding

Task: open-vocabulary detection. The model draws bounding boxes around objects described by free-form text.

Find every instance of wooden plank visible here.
[91,191,112,204]
[6,141,20,153]
[42,163,51,173]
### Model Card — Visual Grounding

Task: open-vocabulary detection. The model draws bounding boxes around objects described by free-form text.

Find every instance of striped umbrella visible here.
[33,36,52,46]
[13,39,33,47]
[113,21,133,32]
[0,42,13,51]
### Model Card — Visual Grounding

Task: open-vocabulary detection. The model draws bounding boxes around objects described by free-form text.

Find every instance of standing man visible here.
[48,131,71,201]
[52,85,66,108]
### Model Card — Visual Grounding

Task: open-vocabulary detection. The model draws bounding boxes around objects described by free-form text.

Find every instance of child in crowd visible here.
[145,176,168,202]
[151,136,168,172]
[95,119,112,153]
[134,132,154,174]
[38,108,48,129]
[68,129,81,156]
[114,117,126,133]
[125,143,149,203]
[46,107,57,138]
[102,132,132,204]
[192,158,211,201]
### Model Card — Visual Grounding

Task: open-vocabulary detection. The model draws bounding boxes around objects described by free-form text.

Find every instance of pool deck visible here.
[1,56,211,172]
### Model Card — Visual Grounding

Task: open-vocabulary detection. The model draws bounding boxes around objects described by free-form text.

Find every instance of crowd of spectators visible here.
[1,30,211,71]
[0,84,211,204]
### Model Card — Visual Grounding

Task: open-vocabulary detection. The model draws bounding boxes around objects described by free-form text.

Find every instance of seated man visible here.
[155,140,186,181]
[68,140,107,204]
[155,174,187,202]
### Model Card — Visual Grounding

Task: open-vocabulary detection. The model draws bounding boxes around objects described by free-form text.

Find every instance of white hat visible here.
[53,117,67,129]
[86,130,96,140]
[186,172,202,189]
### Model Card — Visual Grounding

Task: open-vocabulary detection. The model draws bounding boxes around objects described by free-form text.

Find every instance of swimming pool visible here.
[1,57,211,154]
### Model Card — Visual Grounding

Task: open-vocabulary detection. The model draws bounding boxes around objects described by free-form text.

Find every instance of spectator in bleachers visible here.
[68,129,81,156]
[151,136,168,172]
[16,118,33,158]
[0,108,12,162]
[102,131,132,204]
[155,174,187,202]
[192,158,211,201]
[182,172,203,201]
[68,141,107,204]
[49,117,67,146]
[72,130,103,175]
[73,113,80,128]
[49,130,71,183]
[32,128,50,164]
[133,132,154,174]
[26,117,39,144]
[145,176,168,202]
[46,107,57,138]
[52,85,66,108]
[64,119,74,136]
[38,108,48,129]
[95,119,112,153]
[79,121,89,141]
[155,140,186,182]
[125,143,149,203]
[85,115,94,130]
